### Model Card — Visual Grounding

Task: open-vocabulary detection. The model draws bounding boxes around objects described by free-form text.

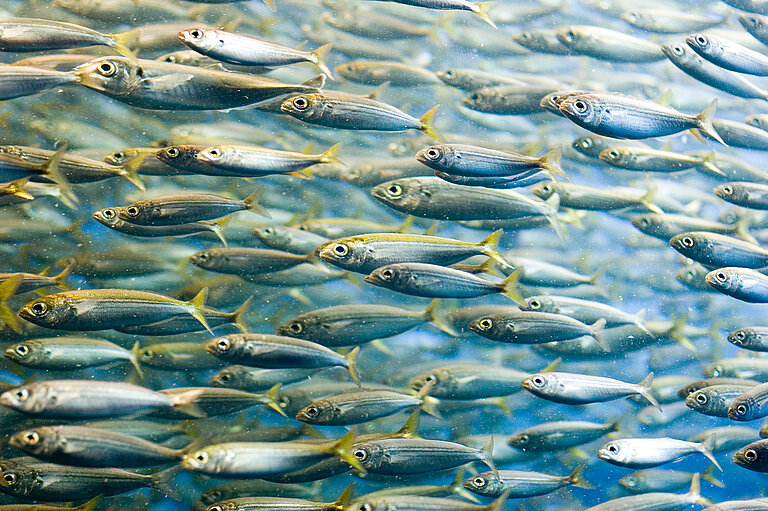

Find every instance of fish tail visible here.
[7,177,33,201]
[397,215,415,234]
[243,188,270,218]
[110,29,139,61]
[686,473,712,506]
[311,43,334,80]
[261,0,277,11]
[701,464,724,487]
[473,1,498,28]
[449,468,481,503]
[701,150,725,177]
[419,105,442,142]
[568,462,593,488]
[699,434,722,471]
[320,142,343,165]
[397,410,421,438]
[204,217,230,246]
[262,383,287,416]
[500,267,525,306]
[591,318,610,352]
[129,341,144,380]
[51,262,73,290]
[424,298,458,336]
[150,466,182,501]
[333,483,355,509]
[75,496,102,511]
[486,491,510,511]
[481,436,499,478]
[230,296,252,332]
[479,228,510,267]
[696,99,726,146]
[0,275,22,334]
[416,381,442,417]
[639,189,664,215]
[334,427,365,472]
[346,346,361,385]
[43,144,78,206]
[540,146,567,177]
[187,287,213,334]
[541,357,561,372]
[120,152,146,190]
[638,372,661,411]
[736,217,757,245]
[170,388,207,418]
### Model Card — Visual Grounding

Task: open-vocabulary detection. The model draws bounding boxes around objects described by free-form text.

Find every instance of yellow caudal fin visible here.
[75,496,102,511]
[696,99,726,146]
[568,462,593,489]
[262,0,277,11]
[230,296,252,332]
[334,428,364,472]
[499,268,525,306]
[311,43,334,80]
[539,147,567,177]
[0,275,22,333]
[638,372,661,411]
[51,263,73,290]
[243,188,271,218]
[43,143,77,206]
[424,298,458,336]
[129,341,144,380]
[449,468,480,502]
[418,105,442,142]
[701,150,725,177]
[333,483,355,509]
[397,409,421,438]
[120,152,146,191]
[187,288,213,334]
[473,1,497,28]
[346,346,361,385]
[481,437,499,478]
[263,383,286,416]
[319,142,343,165]
[110,29,139,61]
[479,229,510,267]
[6,177,33,201]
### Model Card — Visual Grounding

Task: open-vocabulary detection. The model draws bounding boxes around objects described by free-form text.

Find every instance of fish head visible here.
[73,56,141,95]
[370,179,422,210]
[18,294,74,328]
[0,467,27,494]
[660,43,694,65]
[0,383,46,415]
[728,396,755,421]
[598,147,633,166]
[540,90,575,115]
[205,336,236,359]
[507,432,533,450]
[364,265,401,289]
[668,232,699,257]
[317,239,365,270]
[532,181,556,200]
[734,442,766,470]
[4,340,43,365]
[8,428,49,457]
[276,317,308,338]
[415,145,452,170]
[460,88,490,110]
[350,441,384,471]
[189,249,220,270]
[728,328,752,348]
[210,367,238,388]
[713,183,742,203]
[177,28,222,53]
[684,389,712,412]
[182,447,217,473]
[704,268,739,294]
[558,95,603,128]
[521,373,552,395]
[296,400,334,424]
[597,440,631,465]
[630,214,661,235]
[156,145,199,167]
[685,34,718,59]
[409,369,444,393]
[571,135,608,158]
[93,207,126,228]
[463,472,502,496]
[196,146,232,166]
[555,26,585,47]
[281,94,324,121]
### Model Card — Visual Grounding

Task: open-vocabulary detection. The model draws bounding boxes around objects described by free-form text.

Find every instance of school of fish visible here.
[4,0,768,509]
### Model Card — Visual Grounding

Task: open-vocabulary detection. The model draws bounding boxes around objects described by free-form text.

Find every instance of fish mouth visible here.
[3,347,18,361]
[180,454,200,470]
[596,448,611,461]
[520,378,534,391]
[16,307,33,321]
[363,275,379,285]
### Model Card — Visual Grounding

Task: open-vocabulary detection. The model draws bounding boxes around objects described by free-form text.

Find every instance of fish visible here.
[598,437,721,470]
[464,464,589,498]
[522,372,660,408]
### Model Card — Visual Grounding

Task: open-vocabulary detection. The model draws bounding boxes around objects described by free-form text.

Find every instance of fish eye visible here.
[216,338,231,351]
[126,206,139,217]
[102,208,116,219]
[386,184,403,197]
[141,350,153,360]
[672,46,684,56]
[279,396,290,407]
[541,184,552,193]
[29,301,49,316]
[292,96,309,110]
[112,151,125,162]
[288,322,303,334]
[680,236,694,248]
[304,405,319,417]
[624,477,636,487]
[14,388,28,401]
[473,476,486,487]
[735,331,746,341]
[425,148,441,160]
[206,148,222,159]
[528,299,541,310]
[190,29,204,39]
[194,451,209,464]
[358,504,371,511]
[745,448,758,461]
[711,365,722,377]
[580,138,592,148]
[606,443,618,453]
[218,372,231,382]
[715,271,727,282]
[208,506,223,511]
[23,431,39,445]
[695,35,708,46]
[722,185,733,195]
[640,218,649,227]
[626,13,637,22]
[695,393,707,404]
[332,243,349,257]
[531,376,545,387]
[2,473,16,485]
[164,55,177,63]
[425,374,437,383]
[607,149,619,159]
[14,345,28,357]
[573,100,588,113]
[380,268,395,280]
[263,227,274,235]
[518,434,529,444]
[165,147,180,158]
[353,448,368,461]
[97,61,117,77]
[736,404,748,415]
